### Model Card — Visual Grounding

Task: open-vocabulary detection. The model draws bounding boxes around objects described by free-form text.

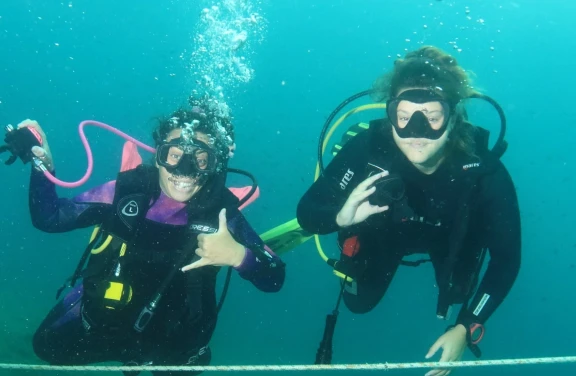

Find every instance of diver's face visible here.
[391,88,451,169]
[157,129,211,202]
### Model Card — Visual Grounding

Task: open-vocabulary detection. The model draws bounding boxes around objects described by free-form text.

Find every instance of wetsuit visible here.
[29,166,285,375]
[297,120,520,330]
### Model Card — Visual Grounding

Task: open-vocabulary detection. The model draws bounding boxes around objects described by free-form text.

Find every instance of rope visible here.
[1,356,575,372]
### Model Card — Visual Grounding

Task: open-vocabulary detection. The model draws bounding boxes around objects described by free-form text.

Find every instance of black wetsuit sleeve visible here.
[227,209,286,293]
[296,130,371,234]
[457,162,521,327]
[29,169,112,233]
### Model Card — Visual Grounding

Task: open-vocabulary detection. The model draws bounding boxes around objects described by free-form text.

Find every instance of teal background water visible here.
[1,0,576,375]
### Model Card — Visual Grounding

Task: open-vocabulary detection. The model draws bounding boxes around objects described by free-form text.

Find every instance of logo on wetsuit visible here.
[189,223,218,234]
[340,169,355,190]
[463,163,481,170]
[121,200,139,217]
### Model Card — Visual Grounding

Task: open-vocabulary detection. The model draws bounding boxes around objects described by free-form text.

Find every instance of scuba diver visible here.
[296,46,520,375]
[3,95,285,375]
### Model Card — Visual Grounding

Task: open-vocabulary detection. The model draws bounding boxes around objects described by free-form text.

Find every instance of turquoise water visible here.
[1,0,576,375]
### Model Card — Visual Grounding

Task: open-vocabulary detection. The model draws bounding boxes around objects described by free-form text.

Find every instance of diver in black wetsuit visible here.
[297,46,520,376]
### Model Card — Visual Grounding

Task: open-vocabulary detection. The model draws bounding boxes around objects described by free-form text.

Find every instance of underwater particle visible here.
[423,24,428,28]
[490,46,495,51]
[405,38,410,42]
[281,80,286,86]
[54,42,60,46]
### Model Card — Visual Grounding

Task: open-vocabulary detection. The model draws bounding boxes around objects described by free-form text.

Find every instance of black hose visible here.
[228,167,258,207]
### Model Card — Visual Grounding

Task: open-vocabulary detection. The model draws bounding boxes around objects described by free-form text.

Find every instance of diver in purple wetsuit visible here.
[19,95,285,375]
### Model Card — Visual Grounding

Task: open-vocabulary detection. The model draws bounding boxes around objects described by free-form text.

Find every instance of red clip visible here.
[342,236,360,257]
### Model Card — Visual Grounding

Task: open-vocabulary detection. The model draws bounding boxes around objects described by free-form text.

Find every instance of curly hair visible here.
[153,94,235,159]
[372,46,479,157]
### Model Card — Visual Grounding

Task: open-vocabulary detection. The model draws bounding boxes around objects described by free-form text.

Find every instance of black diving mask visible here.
[386,89,453,140]
[156,137,217,177]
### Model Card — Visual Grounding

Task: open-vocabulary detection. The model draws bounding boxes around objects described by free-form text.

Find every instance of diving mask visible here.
[386,89,453,140]
[156,137,217,177]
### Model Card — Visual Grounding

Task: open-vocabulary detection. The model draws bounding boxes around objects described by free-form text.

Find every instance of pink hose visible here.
[43,120,156,188]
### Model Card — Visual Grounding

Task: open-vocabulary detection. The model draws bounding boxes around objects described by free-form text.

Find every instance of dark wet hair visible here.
[152,94,235,159]
[372,46,479,157]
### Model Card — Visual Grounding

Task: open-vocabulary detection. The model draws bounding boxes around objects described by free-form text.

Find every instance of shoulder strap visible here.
[105,164,159,241]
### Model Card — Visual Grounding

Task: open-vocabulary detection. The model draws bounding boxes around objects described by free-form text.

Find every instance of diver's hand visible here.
[17,119,54,172]
[336,171,389,227]
[424,325,467,376]
[181,209,246,271]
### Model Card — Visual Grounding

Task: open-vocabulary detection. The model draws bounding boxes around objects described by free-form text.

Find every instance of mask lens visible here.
[158,144,184,167]
[166,146,184,166]
[194,150,210,170]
